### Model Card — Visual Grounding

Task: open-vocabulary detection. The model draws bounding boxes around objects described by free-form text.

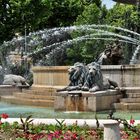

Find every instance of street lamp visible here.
[25,24,27,56]
[24,24,28,77]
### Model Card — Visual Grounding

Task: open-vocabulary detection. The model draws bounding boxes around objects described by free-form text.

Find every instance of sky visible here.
[102,0,116,9]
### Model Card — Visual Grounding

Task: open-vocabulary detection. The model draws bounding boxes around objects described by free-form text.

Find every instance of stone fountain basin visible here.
[54,89,122,112]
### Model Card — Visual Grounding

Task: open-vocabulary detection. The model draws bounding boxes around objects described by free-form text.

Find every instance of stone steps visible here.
[120,98,140,103]
[122,87,140,93]
[1,96,54,107]
[113,87,140,110]
[22,85,64,95]
[13,92,55,100]
[0,85,64,107]
[0,85,21,96]
[126,93,140,98]
[22,89,57,96]
[30,85,65,91]
[114,102,140,110]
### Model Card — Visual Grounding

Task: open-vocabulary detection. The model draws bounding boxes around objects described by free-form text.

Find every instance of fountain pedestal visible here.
[54,90,121,112]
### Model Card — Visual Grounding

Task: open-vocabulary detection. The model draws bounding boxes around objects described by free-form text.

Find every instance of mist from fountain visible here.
[1,24,140,66]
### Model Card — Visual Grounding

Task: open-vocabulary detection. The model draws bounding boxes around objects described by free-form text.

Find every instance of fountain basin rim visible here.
[32,66,70,72]
[0,85,13,88]
[57,89,119,97]
[32,65,140,72]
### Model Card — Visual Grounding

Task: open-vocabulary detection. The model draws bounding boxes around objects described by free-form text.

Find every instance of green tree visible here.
[46,0,84,27]
[66,3,107,64]
[9,0,51,34]
[75,4,100,25]
[105,4,139,63]
[0,0,13,44]
[0,0,51,45]
[106,4,139,31]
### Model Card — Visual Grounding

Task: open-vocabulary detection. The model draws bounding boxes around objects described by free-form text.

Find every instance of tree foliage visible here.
[0,0,140,65]
[66,3,107,64]
[0,0,51,44]
[106,4,139,31]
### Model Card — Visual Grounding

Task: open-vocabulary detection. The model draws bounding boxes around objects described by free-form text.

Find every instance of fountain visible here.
[54,62,121,112]
[0,24,140,112]
[1,24,139,66]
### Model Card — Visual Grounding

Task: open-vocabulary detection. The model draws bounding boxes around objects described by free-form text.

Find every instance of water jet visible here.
[0,24,140,113]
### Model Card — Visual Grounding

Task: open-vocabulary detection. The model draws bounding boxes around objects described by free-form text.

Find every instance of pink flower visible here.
[0,121,2,125]
[1,113,9,119]
[89,129,98,136]
[130,116,135,125]
[47,133,53,140]
[120,130,129,139]
[53,130,62,138]
[31,133,46,140]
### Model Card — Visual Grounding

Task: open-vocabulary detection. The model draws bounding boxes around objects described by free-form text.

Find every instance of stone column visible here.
[103,121,121,140]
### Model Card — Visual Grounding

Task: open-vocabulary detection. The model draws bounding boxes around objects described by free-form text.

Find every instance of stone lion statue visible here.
[58,62,118,92]
[58,62,88,91]
[82,62,118,92]
[0,65,29,87]
[3,74,29,87]
[68,62,87,86]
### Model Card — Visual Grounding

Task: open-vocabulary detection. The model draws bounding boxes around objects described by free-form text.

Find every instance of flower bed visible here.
[0,113,140,140]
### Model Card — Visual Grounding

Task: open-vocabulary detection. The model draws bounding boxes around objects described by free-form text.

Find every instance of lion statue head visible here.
[68,62,88,89]
[82,62,104,91]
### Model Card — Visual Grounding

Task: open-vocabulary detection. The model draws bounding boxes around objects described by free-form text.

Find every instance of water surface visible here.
[0,102,139,120]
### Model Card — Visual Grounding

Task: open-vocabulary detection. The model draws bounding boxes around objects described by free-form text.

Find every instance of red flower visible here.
[1,113,9,119]
[130,115,135,125]
[134,138,139,140]
[72,133,77,139]
[53,130,62,138]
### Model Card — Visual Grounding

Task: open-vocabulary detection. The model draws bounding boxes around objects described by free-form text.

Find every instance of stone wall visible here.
[32,66,69,86]
[102,65,140,87]
[32,65,140,87]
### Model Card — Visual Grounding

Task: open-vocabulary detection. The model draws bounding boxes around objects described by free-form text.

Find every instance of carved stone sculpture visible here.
[57,62,88,91]
[68,62,87,86]
[111,42,124,65]
[82,62,118,92]
[96,48,112,65]
[3,74,29,87]
[96,42,123,65]
[58,62,118,92]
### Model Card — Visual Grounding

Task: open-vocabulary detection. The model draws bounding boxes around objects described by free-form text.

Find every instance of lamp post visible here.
[24,24,28,77]
[25,24,27,56]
